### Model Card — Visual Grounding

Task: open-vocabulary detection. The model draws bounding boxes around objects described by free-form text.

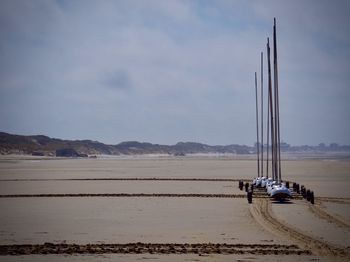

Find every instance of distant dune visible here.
[0,132,251,156]
[0,131,349,156]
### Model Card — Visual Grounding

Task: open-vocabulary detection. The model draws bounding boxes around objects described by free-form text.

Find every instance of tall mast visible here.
[266,41,270,179]
[260,52,264,178]
[273,18,282,183]
[267,38,275,181]
[255,72,260,178]
[272,24,278,182]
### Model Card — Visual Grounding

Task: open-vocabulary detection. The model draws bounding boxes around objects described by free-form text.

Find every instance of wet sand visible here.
[0,155,349,261]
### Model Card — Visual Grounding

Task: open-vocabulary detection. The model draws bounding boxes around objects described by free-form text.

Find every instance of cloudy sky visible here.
[0,0,349,146]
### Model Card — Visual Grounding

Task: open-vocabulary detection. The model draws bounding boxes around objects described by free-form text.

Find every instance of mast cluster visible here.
[255,18,282,183]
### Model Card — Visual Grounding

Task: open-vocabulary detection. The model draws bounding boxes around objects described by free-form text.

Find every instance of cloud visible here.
[100,70,132,90]
[0,0,349,145]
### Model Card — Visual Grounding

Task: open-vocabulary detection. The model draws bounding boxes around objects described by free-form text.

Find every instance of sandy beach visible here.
[0,155,349,261]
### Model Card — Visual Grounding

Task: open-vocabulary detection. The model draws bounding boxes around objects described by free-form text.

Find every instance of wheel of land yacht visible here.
[306,189,311,201]
[239,180,243,190]
[300,185,305,197]
[310,191,314,204]
[247,191,253,204]
[245,182,249,192]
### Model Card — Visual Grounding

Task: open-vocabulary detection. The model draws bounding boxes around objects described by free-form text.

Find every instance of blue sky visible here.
[0,0,349,146]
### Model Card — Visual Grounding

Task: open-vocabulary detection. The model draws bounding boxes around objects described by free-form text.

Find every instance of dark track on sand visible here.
[0,178,250,182]
[250,198,350,257]
[0,242,311,256]
[0,193,247,198]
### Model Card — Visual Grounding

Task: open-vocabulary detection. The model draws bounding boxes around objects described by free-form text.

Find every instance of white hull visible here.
[266,180,276,194]
[270,184,291,200]
[260,177,268,187]
[254,177,266,187]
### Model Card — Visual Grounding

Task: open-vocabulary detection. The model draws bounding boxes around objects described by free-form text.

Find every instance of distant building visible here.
[56,148,79,157]
[280,142,291,150]
[32,151,45,156]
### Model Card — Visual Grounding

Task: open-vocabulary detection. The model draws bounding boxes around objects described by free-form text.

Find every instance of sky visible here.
[0,0,349,146]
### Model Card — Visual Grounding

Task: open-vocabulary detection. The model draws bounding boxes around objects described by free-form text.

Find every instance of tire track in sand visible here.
[0,178,251,182]
[309,202,350,228]
[250,198,349,257]
[0,193,246,198]
[0,242,310,256]
[316,197,350,204]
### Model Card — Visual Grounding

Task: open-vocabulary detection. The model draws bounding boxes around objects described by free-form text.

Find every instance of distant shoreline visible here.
[1,152,350,162]
[1,131,350,157]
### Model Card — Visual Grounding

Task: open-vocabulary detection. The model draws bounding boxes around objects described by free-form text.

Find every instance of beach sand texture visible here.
[0,155,349,261]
